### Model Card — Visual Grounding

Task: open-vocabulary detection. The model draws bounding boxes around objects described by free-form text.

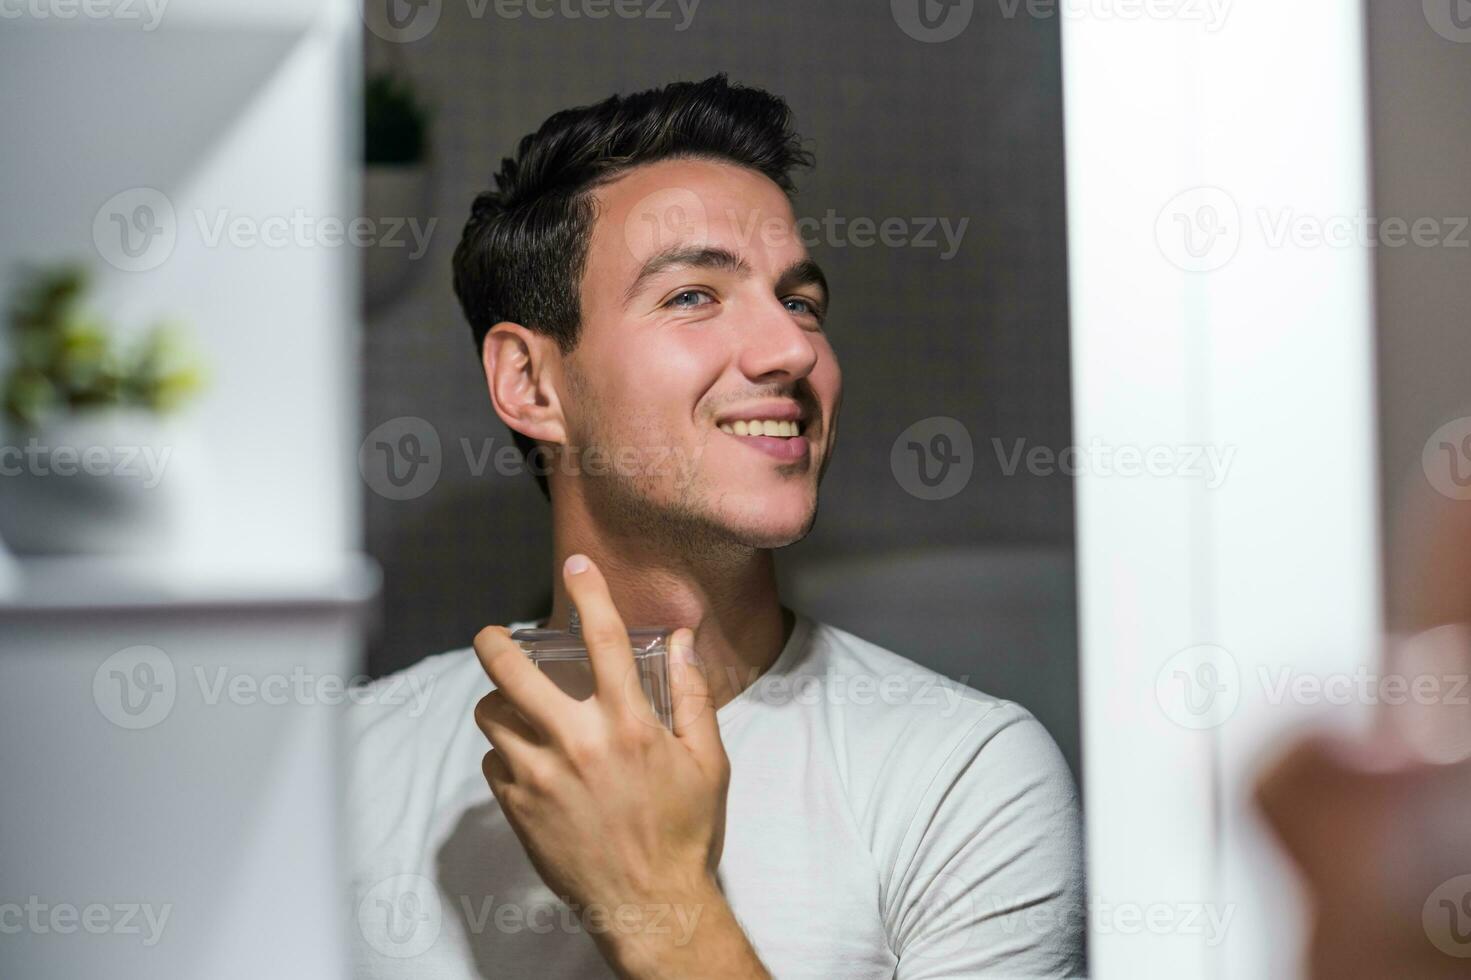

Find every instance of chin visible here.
[719,495,818,549]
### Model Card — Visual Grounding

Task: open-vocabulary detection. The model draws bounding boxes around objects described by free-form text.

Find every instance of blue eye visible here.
[784,297,824,320]
[667,289,713,309]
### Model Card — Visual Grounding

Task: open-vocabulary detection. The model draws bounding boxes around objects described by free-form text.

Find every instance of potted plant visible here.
[0,264,204,555]
[362,68,434,314]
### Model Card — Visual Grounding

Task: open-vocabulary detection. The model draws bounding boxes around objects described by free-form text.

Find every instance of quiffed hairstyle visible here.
[451,74,813,500]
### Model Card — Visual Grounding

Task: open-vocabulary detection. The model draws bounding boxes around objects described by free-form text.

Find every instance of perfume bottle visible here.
[511,609,675,730]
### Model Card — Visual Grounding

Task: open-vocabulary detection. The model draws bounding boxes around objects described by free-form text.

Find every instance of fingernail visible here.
[565,554,589,575]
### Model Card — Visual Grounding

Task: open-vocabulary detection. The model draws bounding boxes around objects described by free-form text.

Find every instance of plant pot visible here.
[0,410,191,555]
[362,163,434,315]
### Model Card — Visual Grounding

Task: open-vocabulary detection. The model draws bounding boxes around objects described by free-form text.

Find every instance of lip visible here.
[719,428,811,462]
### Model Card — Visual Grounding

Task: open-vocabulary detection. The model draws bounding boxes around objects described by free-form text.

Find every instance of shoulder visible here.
[791,619,1083,971]
[342,641,488,847]
[347,645,485,746]
[791,616,1069,781]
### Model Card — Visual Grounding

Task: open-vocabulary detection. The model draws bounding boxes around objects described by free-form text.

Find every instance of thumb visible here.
[668,628,720,759]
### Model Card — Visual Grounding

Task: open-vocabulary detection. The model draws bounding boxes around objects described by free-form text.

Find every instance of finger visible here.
[562,554,638,702]
[474,690,542,753]
[668,628,722,762]
[473,624,571,734]
[482,748,515,794]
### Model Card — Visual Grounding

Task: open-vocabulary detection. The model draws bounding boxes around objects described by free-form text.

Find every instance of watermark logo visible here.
[93,645,177,730]
[362,0,441,42]
[1422,416,1471,500]
[1156,186,1241,273]
[623,186,710,258]
[891,416,974,501]
[360,873,443,958]
[360,416,443,501]
[892,0,974,43]
[908,872,974,956]
[1423,0,1471,43]
[1424,875,1471,958]
[1156,644,1240,730]
[93,187,176,273]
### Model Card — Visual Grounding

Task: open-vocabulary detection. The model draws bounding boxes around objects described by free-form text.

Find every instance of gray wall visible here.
[360,1,1076,750]
[1365,6,1471,628]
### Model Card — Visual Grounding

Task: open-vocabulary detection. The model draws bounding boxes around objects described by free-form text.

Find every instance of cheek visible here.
[594,348,720,445]
[813,346,842,406]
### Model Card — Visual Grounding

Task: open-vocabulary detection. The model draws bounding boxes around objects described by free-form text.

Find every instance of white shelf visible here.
[0,552,379,613]
[0,0,344,35]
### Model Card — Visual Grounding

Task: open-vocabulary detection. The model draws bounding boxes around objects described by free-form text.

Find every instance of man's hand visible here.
[472,553,769,979]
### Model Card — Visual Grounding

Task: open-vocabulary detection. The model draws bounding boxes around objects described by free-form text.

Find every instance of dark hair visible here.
[451,74,813,500]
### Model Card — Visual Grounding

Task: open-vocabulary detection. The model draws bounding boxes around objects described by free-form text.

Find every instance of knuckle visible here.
[613,714,657,750]
[563,730,605,768]
[584,623,628,651]
[480,749,502,781]
[519,759,554,796]
[473,690,505,725]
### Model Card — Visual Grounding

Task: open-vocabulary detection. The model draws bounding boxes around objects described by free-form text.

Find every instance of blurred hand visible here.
[1257,731,1471,978]
[1255,482,1471,978]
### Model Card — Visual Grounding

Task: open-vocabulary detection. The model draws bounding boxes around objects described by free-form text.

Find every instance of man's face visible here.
[561,157,841,549]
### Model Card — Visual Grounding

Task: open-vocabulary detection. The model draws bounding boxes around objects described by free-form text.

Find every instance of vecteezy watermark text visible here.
[1156,643,1471,730]
[992,437,1237,488]
[0,0,168,29]
[359,416,709,502]
[92,645,436,730]
[357,874,704,960]
[0,439,172,488]
[996,0,1231,32]
[0,897,172,946]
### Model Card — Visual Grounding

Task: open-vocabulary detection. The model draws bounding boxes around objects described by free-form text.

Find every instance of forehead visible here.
[585,157,806,278]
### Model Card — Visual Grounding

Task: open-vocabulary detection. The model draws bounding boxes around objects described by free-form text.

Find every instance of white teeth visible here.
[721,419,804,438]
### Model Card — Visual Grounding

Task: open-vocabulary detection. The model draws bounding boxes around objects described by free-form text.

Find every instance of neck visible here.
[544,492,794,709]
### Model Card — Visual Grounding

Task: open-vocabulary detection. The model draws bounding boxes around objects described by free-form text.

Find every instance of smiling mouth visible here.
[715,419,811,463]
[717,419,804,438]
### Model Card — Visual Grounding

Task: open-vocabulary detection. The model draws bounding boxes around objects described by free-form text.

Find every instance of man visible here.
[349,75,1083,978]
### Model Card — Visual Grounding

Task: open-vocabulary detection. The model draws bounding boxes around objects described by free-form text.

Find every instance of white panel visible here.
[1061,14,1217,979]
[0,0,361,567]
[1062,2,1381,977]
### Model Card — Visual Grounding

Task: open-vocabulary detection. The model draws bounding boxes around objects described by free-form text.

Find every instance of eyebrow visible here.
[623,245,831,312]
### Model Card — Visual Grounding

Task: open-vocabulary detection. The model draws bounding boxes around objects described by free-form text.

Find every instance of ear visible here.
[482,322,567,447]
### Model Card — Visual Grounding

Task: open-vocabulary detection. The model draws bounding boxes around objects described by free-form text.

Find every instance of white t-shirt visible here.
[346,608,1085,979]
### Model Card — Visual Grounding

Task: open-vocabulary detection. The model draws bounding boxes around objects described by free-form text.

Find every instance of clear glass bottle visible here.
[510,609,674,730]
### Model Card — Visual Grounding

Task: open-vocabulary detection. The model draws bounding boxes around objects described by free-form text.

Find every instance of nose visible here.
[736,293,820,384]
